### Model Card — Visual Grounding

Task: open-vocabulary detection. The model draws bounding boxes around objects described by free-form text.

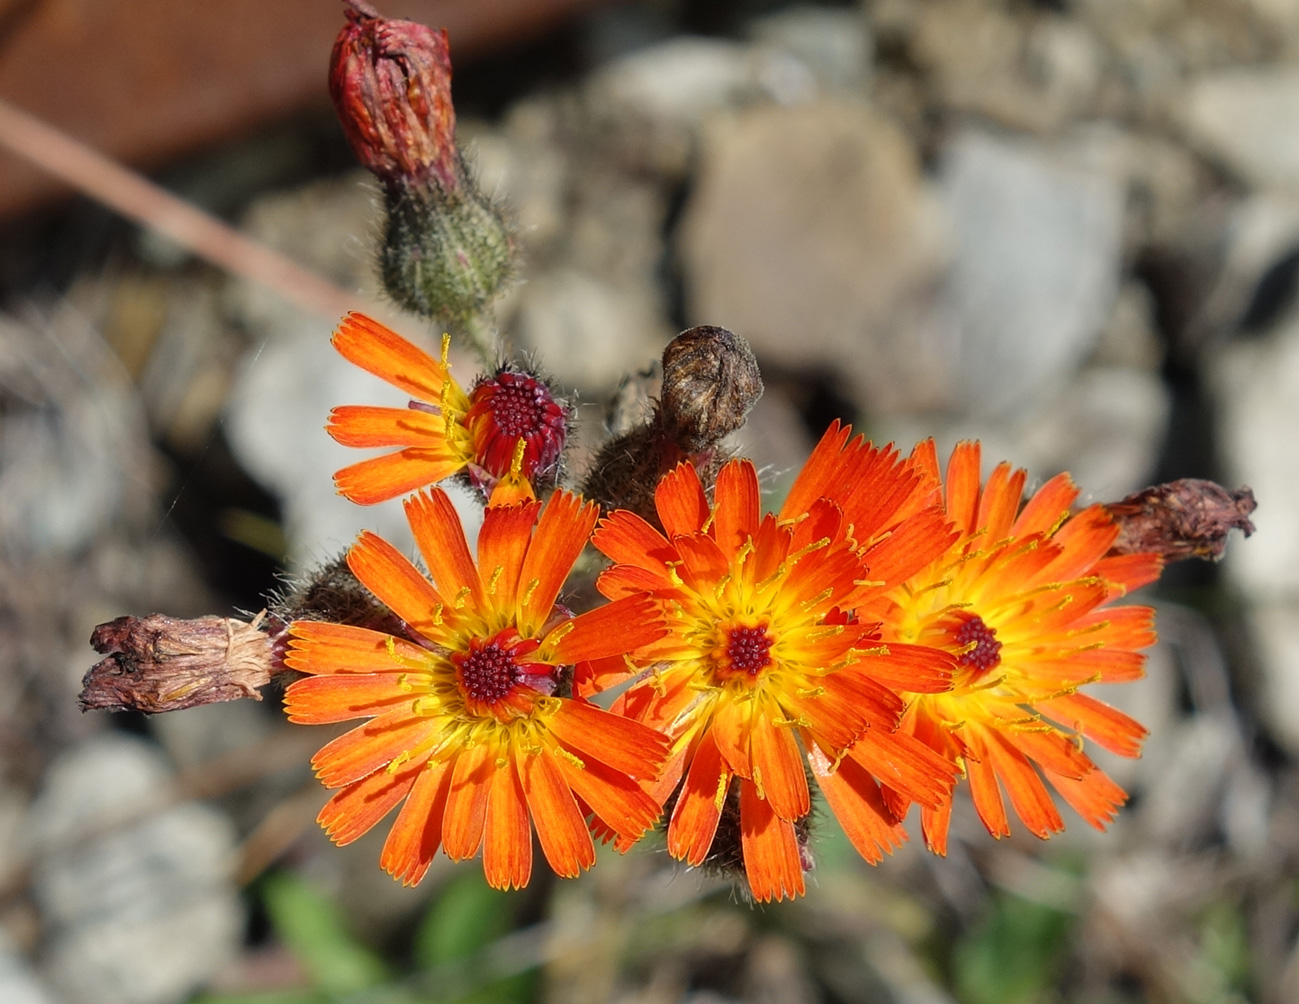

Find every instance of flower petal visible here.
[284,673,415,724]
[739,779,804,902]
[807,738,905,864]
[520,749,595,878]
[476,499,541,615]
[546,595,666,664]
[779,419,853,521]
[346,532,451,642]
[405,489,485,614]
[317,757,425,846]
[1043,765,1127,830]
[311,710,442,788]
[846,725,956,809]
[380,759,453,886]
[285,622,434,676]
[944,442,982,536]
[517,492,598,637]
[328,405,448,448]
[335,450,467,506]
[750,713,810,821]
[1037,693,1148,758]
[712,460,761,559]
[442,743,492,861]
[655,463,710,538]
[554,752,663,843]
[592,510,676,571]
[668,729,729,866]
[976,462,1026,543]
[985,731,1064,839]
[1012,472,1079,537]
[332,313,452,404]
[546,699,670,780]
[483,758,532,890]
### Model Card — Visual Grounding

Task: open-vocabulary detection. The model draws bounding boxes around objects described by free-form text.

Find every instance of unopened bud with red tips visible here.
[464,367,570,502]
[329,1,515,327]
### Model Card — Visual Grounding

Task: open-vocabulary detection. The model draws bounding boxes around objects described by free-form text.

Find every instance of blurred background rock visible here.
[1,0,1296,1002]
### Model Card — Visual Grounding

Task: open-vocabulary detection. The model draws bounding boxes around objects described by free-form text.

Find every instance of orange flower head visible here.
[327,313,566,506]
[873,440,1162,853]
[586,423,961,901]
[283,488,669,889]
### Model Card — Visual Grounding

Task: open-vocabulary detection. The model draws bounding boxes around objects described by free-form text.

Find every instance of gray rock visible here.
[679,99,951,414]
[937,129,1125,417]
[0,932,59,1004]
[27,735,242,1004]
[1182,67,1299,193]
[747,6,873,93]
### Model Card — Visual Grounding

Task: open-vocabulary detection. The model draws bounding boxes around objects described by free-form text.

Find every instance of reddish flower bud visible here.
[329,1,461,191]
[464,368,569,497]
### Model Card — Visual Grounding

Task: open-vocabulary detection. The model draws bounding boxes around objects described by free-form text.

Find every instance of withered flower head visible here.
[1104,478,1257,562]
[660,325,763,453]
[329,0,460,191]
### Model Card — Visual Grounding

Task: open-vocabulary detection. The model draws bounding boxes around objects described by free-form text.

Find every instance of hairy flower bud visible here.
[660,325,763,453]
[583,325,762,525]
[329,1,460,190]
[330,2,515,326]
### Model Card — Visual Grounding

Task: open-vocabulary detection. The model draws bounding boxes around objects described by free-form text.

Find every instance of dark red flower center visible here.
[467,371,567,480]
[954,615,1002,672]
[723,624,773,677]
[455,641,521,704]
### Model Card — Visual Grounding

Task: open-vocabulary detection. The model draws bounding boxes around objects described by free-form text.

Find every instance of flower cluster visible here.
[300,317,1164,898]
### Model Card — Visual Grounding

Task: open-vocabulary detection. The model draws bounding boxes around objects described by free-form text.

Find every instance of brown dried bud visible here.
[329,1,460,191]
[81,614,276,714]
[660,325,763,453]
[1103,478,1257,562]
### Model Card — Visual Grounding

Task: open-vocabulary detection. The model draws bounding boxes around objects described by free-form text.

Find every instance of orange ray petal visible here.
[334,450,467,506]
[595,563,676,600]
[547,699,670,780]
[655,463,710,538]
[1095,552,1163,593]
[312,711,442,788]
[285,622,434,676]
[554,751,663,843]
[346,532,452,642]
[964,736,1010,839]
[712,460,761,559]
[483,759,533,890]
[921,797,953,856]
[709,695,754,778]
[818,671,904,731]
[673,534,730,590]
[668,729,730,866]
[1037,693,1148,758]
[520,749,595,879]
[404,489,485,614]
[808,738,906,864]
[976,462,1027,543]
[517,492,598,637]
[1005,724,1095,781]
[851,643,954,695]
[750,714,810,821]
[779,419,854,521]
[284,673,414,724]
[1044,765,1127,830]
[944,442,982,536]
[442,743,492,861]
[592,510,676,570]
[380,759,453,886]
[476,499,541,614]
[852,508,956,595]
[332,313,452,403]
[985,731,1064,839]
[908,437,940,482]
[317,757,425,845]
[847,726,956,809]
[327,405,448,448]
[1012,473,1079,537]
[739,779,804,902]
[547,595,666,664]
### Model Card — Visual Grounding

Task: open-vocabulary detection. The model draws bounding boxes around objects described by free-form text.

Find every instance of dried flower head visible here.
[1104,478,1257,562]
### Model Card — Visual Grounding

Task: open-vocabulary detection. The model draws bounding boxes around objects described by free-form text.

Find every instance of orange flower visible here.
[585,424,960,901]
[870,441,1162,853]
[327,312,567,506]
[283,488,668,889]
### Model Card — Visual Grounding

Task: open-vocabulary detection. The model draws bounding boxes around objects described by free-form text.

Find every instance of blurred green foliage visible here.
[951,889,1073,1004]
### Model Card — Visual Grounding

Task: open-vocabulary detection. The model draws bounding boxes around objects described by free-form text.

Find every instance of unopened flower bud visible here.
[330,1,459,190]
[1103,479,1257,562]
[330,2,515,326]
[582,326,763,525]
[81,614,276,713]
[661,325,763,453]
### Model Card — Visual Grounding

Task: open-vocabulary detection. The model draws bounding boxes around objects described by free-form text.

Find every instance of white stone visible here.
[1182,67,1299,192]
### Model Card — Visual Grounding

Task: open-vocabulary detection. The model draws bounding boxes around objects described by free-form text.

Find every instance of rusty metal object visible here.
[0,0,602,218]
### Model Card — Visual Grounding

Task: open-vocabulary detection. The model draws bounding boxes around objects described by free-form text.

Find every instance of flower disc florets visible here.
[464,368,568,493]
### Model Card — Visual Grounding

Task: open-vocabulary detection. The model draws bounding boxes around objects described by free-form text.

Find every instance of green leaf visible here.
[952,890,1073,1004]
[262,871,390,996]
